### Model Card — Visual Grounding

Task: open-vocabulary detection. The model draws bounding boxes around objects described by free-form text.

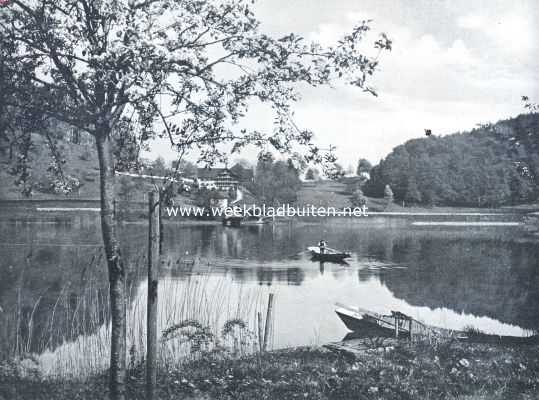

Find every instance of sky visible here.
[151,0,539,169]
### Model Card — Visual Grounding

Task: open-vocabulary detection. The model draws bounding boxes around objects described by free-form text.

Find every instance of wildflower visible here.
[458,358,470,368]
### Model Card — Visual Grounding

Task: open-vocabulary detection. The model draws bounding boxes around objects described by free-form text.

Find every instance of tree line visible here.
[364,113,539,207]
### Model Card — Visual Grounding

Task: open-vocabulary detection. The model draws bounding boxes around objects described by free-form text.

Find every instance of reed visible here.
[1,250,273,380]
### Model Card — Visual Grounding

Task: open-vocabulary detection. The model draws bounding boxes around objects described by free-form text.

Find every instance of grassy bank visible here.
[2,340,538,400]
[297,180,539,214]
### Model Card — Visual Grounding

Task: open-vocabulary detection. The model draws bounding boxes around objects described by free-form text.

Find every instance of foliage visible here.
[351,188,367,207]
[1,0,391,177]
[171,159,197,177]
[194,187,219,210]
[365,113,539,207]
[162,320,214,353]
[145,156,169,177]
[251,157,302,205]
[357,158,372,175]
[221,318,256,356]
[3,341,539,399]
[325,162,345,179]
[305,167,320,181]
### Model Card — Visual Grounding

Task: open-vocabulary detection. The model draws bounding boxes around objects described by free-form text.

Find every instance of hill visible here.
[0,134,177,202]
[364,113,539,207]
[0,134,101,200]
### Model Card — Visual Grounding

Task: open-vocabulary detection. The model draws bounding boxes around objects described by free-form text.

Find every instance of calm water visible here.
[1,208,539,373]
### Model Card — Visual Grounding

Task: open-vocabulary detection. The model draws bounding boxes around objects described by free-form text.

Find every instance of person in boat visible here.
[318,239,327,254]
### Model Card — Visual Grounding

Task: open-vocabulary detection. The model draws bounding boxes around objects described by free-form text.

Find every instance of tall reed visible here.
[1,249,272,380]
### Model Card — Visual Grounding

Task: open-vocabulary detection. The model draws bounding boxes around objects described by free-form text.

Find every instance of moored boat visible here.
[335,303,419,338]
[334,303,539,344]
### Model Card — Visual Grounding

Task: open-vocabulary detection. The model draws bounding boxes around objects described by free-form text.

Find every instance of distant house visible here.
[196,168,240,191]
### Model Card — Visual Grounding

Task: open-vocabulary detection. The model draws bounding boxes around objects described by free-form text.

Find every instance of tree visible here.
[357,158,372,176]
[147,156,168,176]
[1,1,390,398]
[325,162,345,179]
[404,176,421,204]
[252,157,302,205]
[384,184,394,207]
[351,188,367,207]
[171,159,197,177]
[305,168,320,181]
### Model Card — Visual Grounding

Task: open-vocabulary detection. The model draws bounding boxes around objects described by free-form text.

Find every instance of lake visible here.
[1,207,538,376]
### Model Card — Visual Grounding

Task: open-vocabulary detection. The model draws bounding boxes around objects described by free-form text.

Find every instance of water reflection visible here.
[1,212,538,364]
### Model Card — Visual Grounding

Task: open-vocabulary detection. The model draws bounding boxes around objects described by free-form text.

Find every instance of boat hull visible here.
[335,305,410,337]
[311,252,350,262]
[335,303,539,344]
[335,310,396,337]
[308,247,351,262]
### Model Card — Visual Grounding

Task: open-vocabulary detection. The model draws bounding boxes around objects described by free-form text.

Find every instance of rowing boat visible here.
[334,303,539,344]
[307,246,351,262]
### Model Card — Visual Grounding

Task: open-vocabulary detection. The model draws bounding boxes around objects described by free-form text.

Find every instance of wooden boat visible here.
[335,303,539,344]
[308,246,351,262]
[334,303,424,339]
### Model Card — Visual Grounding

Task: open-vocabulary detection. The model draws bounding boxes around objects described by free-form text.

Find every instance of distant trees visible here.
[351,188,367,207]
[305,168,320,181]
[404,176,422,204]
[357,158,373,175]
[171,160,197,177]
[365,113,539,207]
[146,157,168,176]
[325,163,345,179]
[251,157,302,205]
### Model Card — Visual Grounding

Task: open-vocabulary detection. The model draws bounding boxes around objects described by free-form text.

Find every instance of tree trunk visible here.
[96,132,126,400]
[146,191,160,400]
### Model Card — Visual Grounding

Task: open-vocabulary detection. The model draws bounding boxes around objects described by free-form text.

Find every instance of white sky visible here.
[150,0,539,169]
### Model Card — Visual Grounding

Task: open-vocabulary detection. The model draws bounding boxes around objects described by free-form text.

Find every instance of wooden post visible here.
[257,312,263,353]
[263,293,274,351]
[409,319,413,341]
[394,316,399,338]
[146,191,160,400]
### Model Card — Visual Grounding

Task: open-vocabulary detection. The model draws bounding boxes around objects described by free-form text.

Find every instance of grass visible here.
[297,180,539,213]
[2,340,539,399]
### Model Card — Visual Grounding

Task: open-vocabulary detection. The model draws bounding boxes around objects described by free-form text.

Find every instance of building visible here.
[196,168,241,191]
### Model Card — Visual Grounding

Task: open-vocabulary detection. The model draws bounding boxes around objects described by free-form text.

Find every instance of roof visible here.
[230,164,254,181]
[197,168,240,180]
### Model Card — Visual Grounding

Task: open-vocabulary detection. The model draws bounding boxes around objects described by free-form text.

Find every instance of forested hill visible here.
[364,113,539,207]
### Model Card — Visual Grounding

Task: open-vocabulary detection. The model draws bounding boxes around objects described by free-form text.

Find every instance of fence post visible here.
[257,312,263,353]
[146,191,160,400]
[263,293,274,351]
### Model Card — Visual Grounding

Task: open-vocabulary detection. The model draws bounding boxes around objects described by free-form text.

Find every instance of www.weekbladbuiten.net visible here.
[164,204,369,218]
